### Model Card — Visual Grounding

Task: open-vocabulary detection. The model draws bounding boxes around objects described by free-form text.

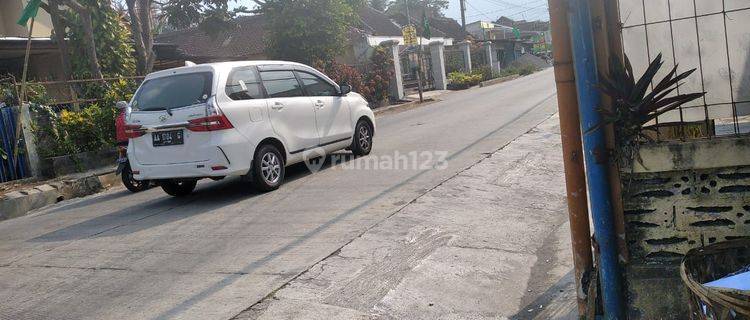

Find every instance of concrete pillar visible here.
[483,42,494,69]
[429,41,447,90]
[489,42,503,73]
[379,40,404,101]
[458,41,472,72]
[19,103,40,177]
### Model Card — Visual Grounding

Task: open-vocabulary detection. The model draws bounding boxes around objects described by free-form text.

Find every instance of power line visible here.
[465,0,495,21]
[467,0,548,19]
[467,1,548,19]
[478,0,540,10]
[506,4,549,18]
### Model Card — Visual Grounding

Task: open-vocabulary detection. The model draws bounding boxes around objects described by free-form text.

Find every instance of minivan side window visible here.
[298,72,337,96]
[226,67,263,100]
[260,71,304,98]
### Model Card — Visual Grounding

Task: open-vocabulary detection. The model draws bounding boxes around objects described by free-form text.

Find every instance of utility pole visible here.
[568,0,624,317]
[459,0,466,31]
[547,0,591,315]
[405,0,423,102]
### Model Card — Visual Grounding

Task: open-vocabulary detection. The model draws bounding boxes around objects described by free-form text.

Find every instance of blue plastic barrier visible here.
[0,103,29,183]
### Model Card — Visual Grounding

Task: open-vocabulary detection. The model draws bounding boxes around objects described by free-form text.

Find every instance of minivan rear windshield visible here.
[132,72,213,111]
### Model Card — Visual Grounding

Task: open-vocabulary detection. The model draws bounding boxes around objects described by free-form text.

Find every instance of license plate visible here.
[152,130,184,147]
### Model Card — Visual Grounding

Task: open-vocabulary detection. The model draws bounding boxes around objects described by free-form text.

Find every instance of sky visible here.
[230,0,550,23]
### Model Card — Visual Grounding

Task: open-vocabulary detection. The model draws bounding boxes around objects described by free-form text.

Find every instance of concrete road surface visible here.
[0,69,558,320]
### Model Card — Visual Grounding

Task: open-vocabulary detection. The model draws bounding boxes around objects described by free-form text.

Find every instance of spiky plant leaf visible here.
[596,53,706,168]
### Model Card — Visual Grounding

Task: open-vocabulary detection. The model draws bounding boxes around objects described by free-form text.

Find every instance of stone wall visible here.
[621,136,750,319]
[41,148,117,178]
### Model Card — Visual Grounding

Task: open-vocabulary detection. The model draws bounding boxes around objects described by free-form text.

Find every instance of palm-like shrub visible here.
[598,53,705,156]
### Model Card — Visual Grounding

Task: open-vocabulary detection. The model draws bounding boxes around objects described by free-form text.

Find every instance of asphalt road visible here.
[0,69,557,320]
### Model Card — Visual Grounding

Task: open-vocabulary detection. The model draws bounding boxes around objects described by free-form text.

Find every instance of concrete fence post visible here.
[19,103,40,177]
[379,40,404,101]
[429,41,447,90]
[483,42,494,70]
[459,41,472,72]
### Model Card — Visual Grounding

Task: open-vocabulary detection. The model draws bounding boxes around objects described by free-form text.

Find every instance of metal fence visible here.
[20,76,145,111]
[444,48,466,74]
[617,0,750,140]
[471,47,488,68]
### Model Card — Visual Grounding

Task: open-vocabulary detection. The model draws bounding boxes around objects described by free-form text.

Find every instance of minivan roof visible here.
[145,60,309,81]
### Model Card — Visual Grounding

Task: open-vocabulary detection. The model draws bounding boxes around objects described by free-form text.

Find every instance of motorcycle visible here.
[116,145,150,192]
[115,101,150,193]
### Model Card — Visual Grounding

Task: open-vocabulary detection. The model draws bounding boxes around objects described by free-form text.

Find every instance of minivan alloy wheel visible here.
[351,120,373,156]
[261,152,281,184]
[358,125,371,151]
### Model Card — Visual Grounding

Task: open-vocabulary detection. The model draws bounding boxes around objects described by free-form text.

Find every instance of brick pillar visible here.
[459,41,472,72]
[379,40,404,101]
[429,41,447,90]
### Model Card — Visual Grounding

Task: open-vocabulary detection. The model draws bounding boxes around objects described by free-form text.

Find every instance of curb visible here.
[0,169,118,221]
[479,74,520,87]
[373,98,438,116]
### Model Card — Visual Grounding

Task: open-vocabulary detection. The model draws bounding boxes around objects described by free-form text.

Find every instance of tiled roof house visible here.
[154,7,465,68]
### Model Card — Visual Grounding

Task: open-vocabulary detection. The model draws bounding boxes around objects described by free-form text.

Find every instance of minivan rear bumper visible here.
[130,160,248,180]
[129,136,252,180]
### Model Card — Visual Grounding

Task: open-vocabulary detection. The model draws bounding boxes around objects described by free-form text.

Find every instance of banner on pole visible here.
[17,0,42,26]
[402,25,417,46]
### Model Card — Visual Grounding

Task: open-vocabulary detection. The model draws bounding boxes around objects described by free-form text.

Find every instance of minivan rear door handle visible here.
[314,100,324,109]
[152,121,189,130]
[271,102,284,110]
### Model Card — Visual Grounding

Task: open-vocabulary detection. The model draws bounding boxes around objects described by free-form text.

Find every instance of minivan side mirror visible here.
[116,101,128,110]
[339,84,352,95]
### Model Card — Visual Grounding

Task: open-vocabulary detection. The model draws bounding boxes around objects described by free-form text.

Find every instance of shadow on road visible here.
[28,153,355,243]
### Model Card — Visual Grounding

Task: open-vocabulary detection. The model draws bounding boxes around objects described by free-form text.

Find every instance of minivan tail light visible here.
[187,114,234,132]
[124,124,146,138]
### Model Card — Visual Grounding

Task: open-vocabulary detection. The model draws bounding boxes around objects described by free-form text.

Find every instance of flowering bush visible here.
[313,60,370,98]
[313,45,394,104]
[31,103,117,158]
[59,104,117,152]
[31,81,130,158]
[447,71,482,89]
[362,46,393,103]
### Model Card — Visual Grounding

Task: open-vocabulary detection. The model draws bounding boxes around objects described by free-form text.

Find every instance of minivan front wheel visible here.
[351,120,372,156]
[161,180,197,197]
[252,144,285,192]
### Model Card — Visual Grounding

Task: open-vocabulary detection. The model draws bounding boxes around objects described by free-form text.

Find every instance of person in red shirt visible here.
[114,107,148,192]
[115,109,128,146]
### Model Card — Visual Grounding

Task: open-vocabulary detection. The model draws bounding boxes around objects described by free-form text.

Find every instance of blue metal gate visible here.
[0,103,28,182]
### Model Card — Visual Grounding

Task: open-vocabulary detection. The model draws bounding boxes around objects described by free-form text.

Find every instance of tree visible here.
[45,0,75,83]
[256,0,360,65]
[45,0,105,80]
[386,0,447,18]
[125,0,250,75]
[46,0,252,78]
[125,0,154,75]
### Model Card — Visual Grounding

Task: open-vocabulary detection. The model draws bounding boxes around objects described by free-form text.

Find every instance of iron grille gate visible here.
[399,46,435,94]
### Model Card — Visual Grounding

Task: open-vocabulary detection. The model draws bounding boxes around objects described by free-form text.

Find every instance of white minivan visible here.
[123,61,375,196]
